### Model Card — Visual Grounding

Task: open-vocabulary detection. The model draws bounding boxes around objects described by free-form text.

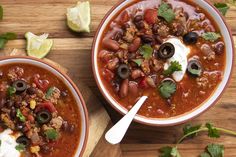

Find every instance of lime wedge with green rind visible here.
[25,32,53,59]
[67,1,91,33]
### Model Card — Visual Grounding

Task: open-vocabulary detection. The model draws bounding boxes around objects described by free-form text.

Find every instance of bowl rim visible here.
[0,56,89,157]
[92,0,235,126]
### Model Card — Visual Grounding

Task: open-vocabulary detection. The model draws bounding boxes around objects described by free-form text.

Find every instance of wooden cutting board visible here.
[0,0,236,156]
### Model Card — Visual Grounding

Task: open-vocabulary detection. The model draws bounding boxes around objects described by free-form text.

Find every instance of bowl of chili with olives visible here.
[0,57,88,157]
[92,0,234,126]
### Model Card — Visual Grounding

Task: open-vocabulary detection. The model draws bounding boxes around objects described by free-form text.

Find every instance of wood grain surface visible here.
[0,0,236,157]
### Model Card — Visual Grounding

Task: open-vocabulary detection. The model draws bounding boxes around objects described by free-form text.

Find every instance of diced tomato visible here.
[119,11,130,25]
[33,74,49,91]
[35,102,57,113]
[139,77,149,89]
[144,9,158,24]
[102,68,114,82]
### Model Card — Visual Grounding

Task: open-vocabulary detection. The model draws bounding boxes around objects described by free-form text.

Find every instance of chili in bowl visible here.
[0,57,88,157]
[92,0,234,126]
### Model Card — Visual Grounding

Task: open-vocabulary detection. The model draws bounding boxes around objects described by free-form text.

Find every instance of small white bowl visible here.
[0,56,89,156]
[92,0,234,126]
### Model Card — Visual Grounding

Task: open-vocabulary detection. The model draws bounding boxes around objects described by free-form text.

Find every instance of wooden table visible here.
[0,0,236,156]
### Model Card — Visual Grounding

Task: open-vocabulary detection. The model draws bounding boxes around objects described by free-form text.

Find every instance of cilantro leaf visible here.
[214,3,229,16]
[183,124,202,137]
[132,59,143,66]
[158,2,175,23]
[207,144,224,157]
[0,5,3,20]
[0,32,17,40]
[163,61,182,76]
[45,129,59,140]
[46,87,55,99]
[7,86,16,96]
[200,152,211,157]
[202,32,221,42]
[158,80,176,99]
[16,109,26,122]
[139,45,153,59]
[159,146,173,157]
[206,123,220,138]
[15,144,26,152]
[0,38,7,49]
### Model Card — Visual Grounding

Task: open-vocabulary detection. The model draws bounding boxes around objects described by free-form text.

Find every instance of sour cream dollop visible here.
[164,38,190,82]
[0,129,20,157]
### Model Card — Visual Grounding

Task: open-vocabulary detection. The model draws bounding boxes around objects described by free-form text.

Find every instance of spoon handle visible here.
[105,96,148,145]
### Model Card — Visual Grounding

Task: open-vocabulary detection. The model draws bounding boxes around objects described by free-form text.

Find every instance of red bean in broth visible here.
[102,38,120,52]
[119,79,129,98]
[128,37,141,53]
[128,81,139,96]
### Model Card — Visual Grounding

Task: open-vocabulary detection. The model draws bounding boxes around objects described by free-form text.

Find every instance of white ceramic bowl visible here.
[0,56,89,156]
[92,0,234,126]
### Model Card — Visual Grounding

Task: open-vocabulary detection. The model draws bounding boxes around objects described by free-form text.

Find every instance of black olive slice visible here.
[117,64,130,79]
[36,110,52,124]
[16,136,30,147]
[183,32,199,45]
[12,80,27,93]
[158,42,175,59]
[187,60,202,77]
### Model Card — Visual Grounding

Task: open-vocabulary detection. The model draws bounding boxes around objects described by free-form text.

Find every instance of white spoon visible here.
[105,96,148,145]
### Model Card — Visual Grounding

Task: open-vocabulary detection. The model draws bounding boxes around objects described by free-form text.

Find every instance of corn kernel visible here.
[30,100,36,109]
[30,146,40,153]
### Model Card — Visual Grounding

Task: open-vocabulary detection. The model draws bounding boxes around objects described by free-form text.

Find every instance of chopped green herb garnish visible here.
[132,59,143,66]
[15,144,26,152]
[158,2,175,23]
[158,80,176,99]
[16,109,26,122]
[46,87,55,99]
[139,45,153,60]
[163,61,182,76]
[7,86,16,96]
[202,32,221,42]
[45,129,59,140]
[207,144,224,157]
[214,3,230,16]
[0,5,3,20]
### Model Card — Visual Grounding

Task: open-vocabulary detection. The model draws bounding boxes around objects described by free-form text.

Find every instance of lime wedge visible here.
[25,32,53,59]
[66,1,91,33]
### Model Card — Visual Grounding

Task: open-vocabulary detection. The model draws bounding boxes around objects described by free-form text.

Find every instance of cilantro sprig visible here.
[158,80,176,99]
[159,123,236,157]
[202,32,221,42]
[15,144,26,152]
[158,2,175,23]
[139,45,153,60]
[16,109,26,122]
[45,129,59,140]
[163,61,182,76]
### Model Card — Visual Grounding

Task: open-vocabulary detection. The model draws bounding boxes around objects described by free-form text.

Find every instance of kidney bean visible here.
[107,58,119,71]
[152,24,159,34]
[119,11,130,25]
[141,34,154,43]
[113,31,123,41]
[122,23,130,30]
[128,81,138,95]
[128,37,141,53]
[214,42,225,55]
[135,21,145,29]
[133,15,143,23]
[131,69,144,79]
[155,35,163,44]
[10,107,16,119]
[102,68,114,82]
[119,79,129,98]
[103,38,120,52]
[98,50,113,63]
